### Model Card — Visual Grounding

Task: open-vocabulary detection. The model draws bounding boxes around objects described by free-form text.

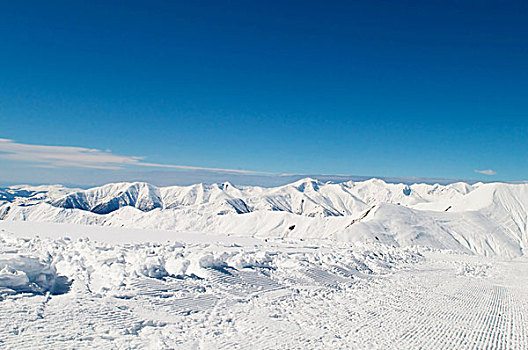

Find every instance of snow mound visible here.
[0,254,70,295]
[0,230,421,298]
[456,262,491,278]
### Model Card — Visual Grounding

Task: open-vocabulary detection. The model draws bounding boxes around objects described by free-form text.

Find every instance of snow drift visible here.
[0,254,70,295]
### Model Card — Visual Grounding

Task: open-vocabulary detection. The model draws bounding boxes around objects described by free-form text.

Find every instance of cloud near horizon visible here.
[474,169,497,176]
[0,138,259,174]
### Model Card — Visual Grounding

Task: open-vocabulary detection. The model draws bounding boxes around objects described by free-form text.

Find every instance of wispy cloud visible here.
[0,138,257,174]
[474,169,496,176]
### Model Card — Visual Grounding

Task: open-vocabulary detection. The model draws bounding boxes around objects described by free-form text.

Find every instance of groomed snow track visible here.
[344,255,528,349]
[0,230,527,349]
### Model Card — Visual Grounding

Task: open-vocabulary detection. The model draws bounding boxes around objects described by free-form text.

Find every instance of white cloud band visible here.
[0,138,256,174]
[474,169,496,176]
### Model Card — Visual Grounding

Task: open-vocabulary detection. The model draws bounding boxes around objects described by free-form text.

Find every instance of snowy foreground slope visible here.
[0,224,527,349]
[1,178,527,257]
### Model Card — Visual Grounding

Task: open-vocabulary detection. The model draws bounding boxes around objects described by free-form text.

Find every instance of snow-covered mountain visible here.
[51,182,163,214]
[1,178,527,257]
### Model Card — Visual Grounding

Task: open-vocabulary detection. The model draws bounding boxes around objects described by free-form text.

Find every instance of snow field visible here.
[0,228,422,348]
[1,226,527,349]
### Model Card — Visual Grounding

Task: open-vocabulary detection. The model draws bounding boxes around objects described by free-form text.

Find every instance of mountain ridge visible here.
[1,178,527,257]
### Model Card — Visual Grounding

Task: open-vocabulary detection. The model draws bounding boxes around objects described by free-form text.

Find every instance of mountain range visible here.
[1,178,527,257]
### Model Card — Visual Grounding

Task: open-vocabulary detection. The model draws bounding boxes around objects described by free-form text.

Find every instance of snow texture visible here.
[0,226,526,349]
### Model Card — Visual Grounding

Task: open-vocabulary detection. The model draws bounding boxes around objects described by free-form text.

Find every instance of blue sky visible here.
[1,1,527,186]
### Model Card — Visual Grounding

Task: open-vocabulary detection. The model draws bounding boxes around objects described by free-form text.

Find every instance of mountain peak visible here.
[290,178,321,192]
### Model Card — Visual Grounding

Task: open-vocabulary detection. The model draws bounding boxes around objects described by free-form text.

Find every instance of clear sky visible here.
[1,1,527,186]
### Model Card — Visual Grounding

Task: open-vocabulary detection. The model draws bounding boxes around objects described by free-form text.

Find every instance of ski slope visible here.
[0,224,526,349]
